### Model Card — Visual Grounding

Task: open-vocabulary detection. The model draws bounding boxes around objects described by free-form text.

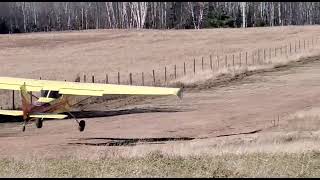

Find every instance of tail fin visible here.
[20,83,32,119]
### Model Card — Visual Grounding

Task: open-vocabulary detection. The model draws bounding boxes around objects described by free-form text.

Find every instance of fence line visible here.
[4,36,320,109]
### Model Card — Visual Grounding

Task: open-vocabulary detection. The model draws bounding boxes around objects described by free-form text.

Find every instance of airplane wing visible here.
[0,110,67,119]
[0,77,182,98]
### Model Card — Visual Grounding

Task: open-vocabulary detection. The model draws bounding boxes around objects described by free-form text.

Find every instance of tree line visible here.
[0,2,319,34]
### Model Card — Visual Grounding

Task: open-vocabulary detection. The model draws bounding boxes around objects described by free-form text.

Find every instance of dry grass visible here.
[1,150,320,177]
[169,48,320,88]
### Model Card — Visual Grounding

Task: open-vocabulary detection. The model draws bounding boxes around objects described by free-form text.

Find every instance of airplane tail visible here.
[20,83,32,119]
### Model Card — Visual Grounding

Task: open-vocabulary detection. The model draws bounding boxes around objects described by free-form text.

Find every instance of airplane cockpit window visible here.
[40,90,62,98]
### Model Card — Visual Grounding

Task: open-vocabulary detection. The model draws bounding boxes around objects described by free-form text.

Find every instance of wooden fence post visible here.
[164,66,167,83]
[252,51,254,65]
[83,74,86,83]
[290,42,292,54]
[105,74,108,84]
[294,41,297,53]
[258,49,260,64]
[174,65,177,79]
[299,39,301,51]
[210,55,213,70]
[142,72,144,86]
[129,73,132,85]
[201,57,204,71]
[232,54,235,67]
[225,55,227,68]
[193,58,196,74]
[264,49,266,62]
[152,70,156,86]
[274,47,277,57]
[184,62,186,75]
[92,75,94,83]
[12,90,15,110]
[304,39,306,50]
[217,55,220,69]
[269,48,271,59]
[239,52,241,67]
[245,52,248,65]
[118,72,120,84]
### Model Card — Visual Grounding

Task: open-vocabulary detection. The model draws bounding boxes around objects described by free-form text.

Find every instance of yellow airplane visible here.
[0,77,182,132]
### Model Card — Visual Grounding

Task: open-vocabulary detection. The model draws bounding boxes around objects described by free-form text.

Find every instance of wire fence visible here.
[1,36,320,110]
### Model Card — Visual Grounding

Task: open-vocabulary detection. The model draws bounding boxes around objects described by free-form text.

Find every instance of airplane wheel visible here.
[78,120,85,132]
[35,119,43,128]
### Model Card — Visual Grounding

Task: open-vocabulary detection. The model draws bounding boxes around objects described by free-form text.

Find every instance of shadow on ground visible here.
[67,137,195,146]
[0,107,186,123]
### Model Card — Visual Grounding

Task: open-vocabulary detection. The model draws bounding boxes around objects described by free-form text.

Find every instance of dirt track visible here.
[1,55,320,158]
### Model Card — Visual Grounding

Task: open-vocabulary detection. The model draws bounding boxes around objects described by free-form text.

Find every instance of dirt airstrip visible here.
[1,54,320,159]
[2,26,320,159]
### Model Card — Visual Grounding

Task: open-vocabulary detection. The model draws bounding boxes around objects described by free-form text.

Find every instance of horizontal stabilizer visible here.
[29,114,68,119]
[0,110,23,116]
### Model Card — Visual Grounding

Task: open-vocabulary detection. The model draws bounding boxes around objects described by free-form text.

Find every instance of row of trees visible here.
[0,2,319,34]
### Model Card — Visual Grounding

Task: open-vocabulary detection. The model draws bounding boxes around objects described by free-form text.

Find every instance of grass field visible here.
[1,151,320,177]
[2,26,320,177]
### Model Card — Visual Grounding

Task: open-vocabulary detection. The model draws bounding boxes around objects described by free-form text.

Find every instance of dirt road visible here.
[1,56,320,158]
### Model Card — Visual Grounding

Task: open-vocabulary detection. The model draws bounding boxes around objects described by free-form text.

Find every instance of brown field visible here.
[1,26,320,177]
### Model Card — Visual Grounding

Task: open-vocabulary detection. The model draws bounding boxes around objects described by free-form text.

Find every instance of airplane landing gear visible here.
[67,112,86,132]
[78,120,85,132]
[35,118,43,128]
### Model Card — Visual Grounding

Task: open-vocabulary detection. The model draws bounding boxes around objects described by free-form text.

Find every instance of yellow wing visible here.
[0,110,23,116]
[0,77,182,98]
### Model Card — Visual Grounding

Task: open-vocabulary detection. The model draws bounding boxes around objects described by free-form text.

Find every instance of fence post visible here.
[269,48,271,59]
[210,55,213,70]
[184,62,186,75]
[232,54,235,67]
[152,70,156,86]
[217,55,220,69]
[118,72,120,84]
[84,74,86,83]
[193,58,196,74]
[264,49,266,63]
[105,74,108,84]
[12,90,15,110]
[290,42,292,54]
[164,66,167,83]
[258,49,260,64]
[201,57,204,71]
[252,51,254,65]
[239,52,241,67]
[174,65,177,79]
[142,72,144,86]
[92,75,94,83]
[294,41,297,53]
[304,39,306,50]
[245,52,248,65]
[299,39,301,51]
[129,73,132,85]
[225,55,228,68]
[274,47,277,57]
